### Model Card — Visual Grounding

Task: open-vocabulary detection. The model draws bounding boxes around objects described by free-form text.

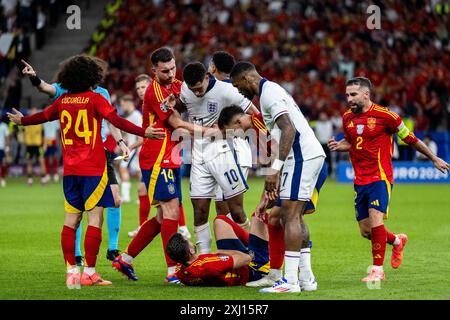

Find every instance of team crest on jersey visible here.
[207,101,218,113]
[168,183,176,195]
[356,124,364,135]
[367,117,376,130]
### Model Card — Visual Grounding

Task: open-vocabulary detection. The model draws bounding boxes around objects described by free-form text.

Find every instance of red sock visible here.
[268,223,285,269]
[161,218,179,267]
[139,195,150,226]
[44,158,50,175]
[371,225,387,266]
[386,229,396,245]
[84,225,102,268]
[52,157,59,175]
[2,164,8,178]
[61,225,76,267]
[178,205,186,227]
[215,215,249,246]
[127,217,161,257]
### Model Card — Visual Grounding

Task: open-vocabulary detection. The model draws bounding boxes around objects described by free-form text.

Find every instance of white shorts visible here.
[190,145,248,200]
[279,156,325,201]
[120,149,140,172]
[215,166,249,201]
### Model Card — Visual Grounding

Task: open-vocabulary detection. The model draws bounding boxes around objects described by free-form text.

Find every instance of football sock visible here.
[194,222,212,254]
[268,223,285,269]
[386,230,400,245]
[284,251,301,284]
[238,218,250,231]
[61,225,76,267]
[121,252,133,264]
[299,248,313,281]
[107,206,121,250]
[371,225,387,266]
[75,222,82,257]
[84,267,95,276]
[121,182,131,201]
[138,195,150,225]
[179,205,186,227]
[167,266,177,276]
[215,215,249,246]
[84,225,102,267]
[45,158,50,175]
[269,268,282,280]
[126,216,161,257]
[161,218,179,267]
[52,157,59,176]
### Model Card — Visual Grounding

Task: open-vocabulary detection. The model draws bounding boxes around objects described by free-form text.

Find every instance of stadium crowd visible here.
[91,0,449,132]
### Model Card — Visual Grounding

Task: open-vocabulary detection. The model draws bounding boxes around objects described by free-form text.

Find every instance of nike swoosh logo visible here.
[231,185,239,190]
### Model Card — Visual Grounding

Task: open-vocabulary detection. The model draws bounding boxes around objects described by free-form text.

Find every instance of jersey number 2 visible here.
[356,136,363,150]
[60,110,93,145]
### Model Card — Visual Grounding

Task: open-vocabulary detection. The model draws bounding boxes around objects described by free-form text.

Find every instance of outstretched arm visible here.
[328,136,351,152]
[412,140,449,174]
[21,60,57,98]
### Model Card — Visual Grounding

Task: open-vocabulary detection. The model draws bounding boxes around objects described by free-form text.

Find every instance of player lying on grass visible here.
[166,214,270,287]
[217,105,327,292]
[8,54,158,289]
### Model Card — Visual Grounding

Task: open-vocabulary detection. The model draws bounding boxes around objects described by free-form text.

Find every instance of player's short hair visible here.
[346,77,373,91]
[119,94,134,103]
[218,105,245,129]
[212,51,235,74]
[230,61,256,79]
[135,74,151,83]
[166,233,191,266]
[150,47,175,66]
[183,62,207,86]
[58,54,104,93]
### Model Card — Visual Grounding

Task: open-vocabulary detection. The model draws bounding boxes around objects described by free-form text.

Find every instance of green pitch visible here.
[0,176,449,300]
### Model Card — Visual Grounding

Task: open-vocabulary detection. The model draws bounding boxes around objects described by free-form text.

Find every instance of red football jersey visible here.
[175,253,249,286]
[139,79,182,169]
[40,92,115,176]
[342,103,416,185]
[250,112,271,159]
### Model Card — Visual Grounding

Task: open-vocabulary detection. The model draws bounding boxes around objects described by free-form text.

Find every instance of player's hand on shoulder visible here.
[7,108,24,125]
[433,157,450,174]
[145,123,166,139]
[162,94,177,110]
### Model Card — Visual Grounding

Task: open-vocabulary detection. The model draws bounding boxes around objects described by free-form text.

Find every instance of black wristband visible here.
[117,138,125,146]
[29,75,41,87]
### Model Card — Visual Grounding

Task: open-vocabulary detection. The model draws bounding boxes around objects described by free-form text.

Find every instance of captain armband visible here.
[397,122,418,145]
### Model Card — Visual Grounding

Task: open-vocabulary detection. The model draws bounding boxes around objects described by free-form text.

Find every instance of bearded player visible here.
[328,77,449,282]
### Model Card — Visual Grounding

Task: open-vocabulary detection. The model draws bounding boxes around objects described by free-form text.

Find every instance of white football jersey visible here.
[0,123,9,150]
[259,79,325,161]
[43,120,60,140]
[181,76,252,164]
[124,109,142,146]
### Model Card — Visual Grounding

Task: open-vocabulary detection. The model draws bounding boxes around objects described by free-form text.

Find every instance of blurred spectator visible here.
[416,134,438,161]
[314,110,333,175]
[397,112,415,161]
[35,5,46,49]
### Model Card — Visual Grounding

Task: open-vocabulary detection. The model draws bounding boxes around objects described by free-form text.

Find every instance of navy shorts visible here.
[141,167,181,204]
[63,167,114,213]
[354,180,392,221]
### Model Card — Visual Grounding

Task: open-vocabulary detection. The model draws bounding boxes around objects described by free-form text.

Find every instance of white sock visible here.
[284,251,300,284]
[84,267,96,276]
[299,248,313,281]
[121,182,131,200]
[167,266,177,275]
[372,265,383,272]
[269,268,282,280]
[122,252,134,264]
[392,236,401,246]
[238,218,250,231]
[67,266,79,274]
[194,222,211,254]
